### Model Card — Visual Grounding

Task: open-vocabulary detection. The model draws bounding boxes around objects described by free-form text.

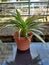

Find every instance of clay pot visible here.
[14,32,32,51]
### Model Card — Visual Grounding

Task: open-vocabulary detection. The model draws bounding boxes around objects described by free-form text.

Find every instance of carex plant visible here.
[0,9,47,44]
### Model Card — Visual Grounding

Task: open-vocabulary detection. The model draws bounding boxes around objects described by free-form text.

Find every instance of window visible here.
[0,0,49,22]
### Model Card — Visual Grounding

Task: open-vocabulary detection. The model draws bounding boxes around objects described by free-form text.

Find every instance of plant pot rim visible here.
[14,32,33,38]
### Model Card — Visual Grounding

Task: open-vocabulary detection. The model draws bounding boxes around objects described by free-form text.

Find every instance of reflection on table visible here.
[0,42,49,65]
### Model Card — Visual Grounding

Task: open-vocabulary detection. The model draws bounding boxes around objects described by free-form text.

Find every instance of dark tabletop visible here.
[0,42,49,65]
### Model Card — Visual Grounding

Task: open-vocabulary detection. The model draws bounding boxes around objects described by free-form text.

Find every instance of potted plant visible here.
[0,9,47,51]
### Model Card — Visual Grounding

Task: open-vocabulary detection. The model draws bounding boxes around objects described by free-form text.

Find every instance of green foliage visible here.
[0,9,47,44]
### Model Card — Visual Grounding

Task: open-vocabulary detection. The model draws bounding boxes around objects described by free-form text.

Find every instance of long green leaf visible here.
[32,32,46,44]
[28,22,41,28]
[16,9,27,29]
[25,15,46,24]
[30,29,43,35]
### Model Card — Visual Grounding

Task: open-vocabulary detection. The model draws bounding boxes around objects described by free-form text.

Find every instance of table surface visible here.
[0,42,49,65]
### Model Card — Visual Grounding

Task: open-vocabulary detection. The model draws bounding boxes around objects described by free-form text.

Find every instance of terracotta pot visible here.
[14,32,33,51]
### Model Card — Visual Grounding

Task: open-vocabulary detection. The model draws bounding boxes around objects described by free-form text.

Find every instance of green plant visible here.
[0,9,47,43]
